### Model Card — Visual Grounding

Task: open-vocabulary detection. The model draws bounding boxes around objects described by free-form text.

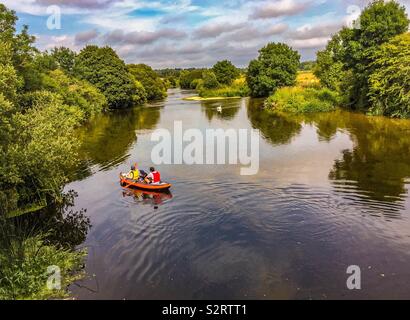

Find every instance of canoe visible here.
[120,176,172,191]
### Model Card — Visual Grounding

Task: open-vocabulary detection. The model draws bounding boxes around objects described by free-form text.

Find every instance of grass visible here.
[0,217,87,300]
[265,72,340,114]
[296,71,320,87]
[197,77,250,99]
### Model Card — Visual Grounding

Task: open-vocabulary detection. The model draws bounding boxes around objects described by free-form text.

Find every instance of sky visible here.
[4,0,410,68]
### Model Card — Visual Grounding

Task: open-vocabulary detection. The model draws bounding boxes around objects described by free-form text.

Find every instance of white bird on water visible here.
[217,105,222,113]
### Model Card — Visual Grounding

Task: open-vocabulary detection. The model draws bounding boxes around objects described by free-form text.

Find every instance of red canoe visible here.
[120,176,172,191]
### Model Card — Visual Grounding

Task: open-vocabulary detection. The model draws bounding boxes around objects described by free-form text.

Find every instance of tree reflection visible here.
[247,98,302,145]
[5,190,91,249]
[328,113,410,202]
[75,106,161,177]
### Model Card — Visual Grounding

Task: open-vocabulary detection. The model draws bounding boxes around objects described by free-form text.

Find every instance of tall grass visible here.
[198,77,250,98]
[0,215,87,300]
[266,86,340,114]
[265,71,340,114]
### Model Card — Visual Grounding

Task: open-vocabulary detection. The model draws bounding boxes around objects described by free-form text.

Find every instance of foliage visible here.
[51,47,77,75]
[179,69,205,89]
[202,70,219,89]
[315,0,409,111]
[41,69,107,118]
[74,45,137,109]
[127,64,167,101]
[368,33,410,118]
[299,61,316,71]
[314,33,346,92]
[212,60,240,85]
[0,214,86,300]
[0,90,81,217]
[266,86,340,114]
[246,42,300,98]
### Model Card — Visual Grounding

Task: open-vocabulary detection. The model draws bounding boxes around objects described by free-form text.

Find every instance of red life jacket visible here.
[152,171,161,183]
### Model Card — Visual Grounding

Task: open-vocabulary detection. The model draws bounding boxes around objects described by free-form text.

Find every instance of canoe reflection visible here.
[122,187,173,206]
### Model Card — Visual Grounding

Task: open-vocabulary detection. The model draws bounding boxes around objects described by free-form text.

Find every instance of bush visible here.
[266,86,340,113]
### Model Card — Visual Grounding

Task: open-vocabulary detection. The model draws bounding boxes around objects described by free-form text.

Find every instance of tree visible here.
[368,33,410,118]
[339,0,409,109]
[202,70,219,89]
[74,45,137,109]
[179,69,204,89]
[212,60,239,85]
[41,69,108,119]
[314,33,346,92]
[246,43,300,97]
[127,64,167,101]
[51,47,77,75]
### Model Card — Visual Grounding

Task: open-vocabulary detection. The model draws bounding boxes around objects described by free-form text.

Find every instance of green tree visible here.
[212,60,239,85]
[51,47,77,75]
[127,64,167,101]
[179,69,204,89]
[202,70,219,89]
[74,45,137,109]
[246,43,300,98]
[41,69,108,119]
[314,33,346,92]
[336,0,409,109]
[368,33,410,118]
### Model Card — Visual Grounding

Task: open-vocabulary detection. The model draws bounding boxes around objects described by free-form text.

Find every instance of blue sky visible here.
[4,0,410,68]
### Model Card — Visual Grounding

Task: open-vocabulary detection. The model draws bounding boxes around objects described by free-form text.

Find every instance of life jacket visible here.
[131,170,140,180]
[151,171,161,183]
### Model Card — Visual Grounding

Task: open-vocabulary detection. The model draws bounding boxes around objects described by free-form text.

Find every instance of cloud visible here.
[250,0,311,19]
[35,0,122,9]
[288,37,330,49]
[288,22,343,40]
[74,29,100,45]
[194,22,246,39]
[104,28,187,45]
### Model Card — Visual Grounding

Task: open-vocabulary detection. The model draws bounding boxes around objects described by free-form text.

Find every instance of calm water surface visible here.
[69,89,410,299]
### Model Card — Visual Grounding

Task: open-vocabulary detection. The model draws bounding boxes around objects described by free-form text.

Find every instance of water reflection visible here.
[247,99,302,145]
[201,99,241,121]
[327,112,410,205]
[3,190,91,249]
[121,188,173,207]
[76,107,160,177]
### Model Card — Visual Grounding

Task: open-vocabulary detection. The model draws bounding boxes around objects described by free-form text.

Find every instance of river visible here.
[68,89,410,299]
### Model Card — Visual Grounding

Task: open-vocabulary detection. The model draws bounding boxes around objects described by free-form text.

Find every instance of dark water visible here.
[69,89,410,300]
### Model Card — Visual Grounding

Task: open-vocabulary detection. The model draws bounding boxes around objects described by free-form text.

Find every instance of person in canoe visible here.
[124,164,140,181]
[144,167,161,184]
